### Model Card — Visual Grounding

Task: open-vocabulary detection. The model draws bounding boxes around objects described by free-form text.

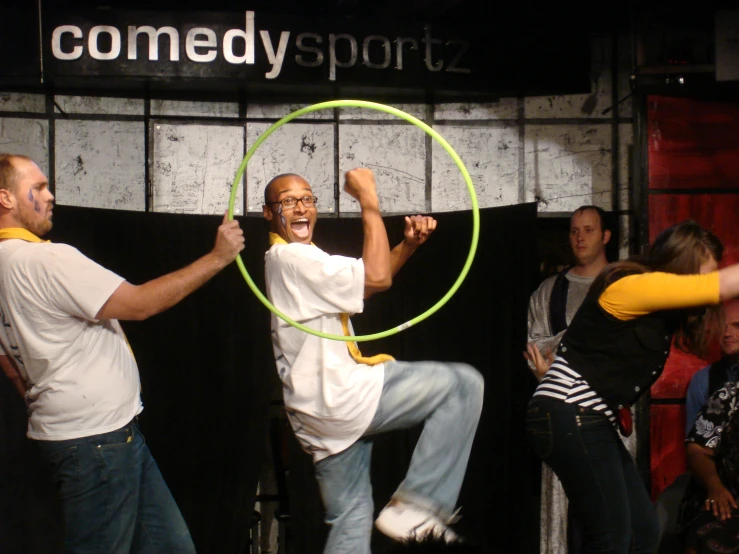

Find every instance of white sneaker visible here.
[375,501,459,543]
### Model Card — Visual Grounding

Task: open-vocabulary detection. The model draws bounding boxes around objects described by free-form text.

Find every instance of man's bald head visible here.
[262,173,317,245]
[0,153,32,193]
[264,173,305,204]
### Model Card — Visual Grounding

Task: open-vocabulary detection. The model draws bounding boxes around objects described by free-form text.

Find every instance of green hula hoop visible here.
[227,100,479,342]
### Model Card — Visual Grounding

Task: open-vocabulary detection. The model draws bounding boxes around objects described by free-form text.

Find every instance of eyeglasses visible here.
[267,196,318,210]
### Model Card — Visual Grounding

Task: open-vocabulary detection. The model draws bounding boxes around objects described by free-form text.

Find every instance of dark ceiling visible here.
[35,0,739,35]
[39,0,626,28]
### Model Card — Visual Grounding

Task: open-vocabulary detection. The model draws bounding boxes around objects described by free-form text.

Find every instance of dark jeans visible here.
[35,419,195,554]
[526,397,659,554]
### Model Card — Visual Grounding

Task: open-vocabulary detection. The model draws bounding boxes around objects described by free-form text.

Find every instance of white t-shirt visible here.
[265,242,385,461]
[0,239,142,440]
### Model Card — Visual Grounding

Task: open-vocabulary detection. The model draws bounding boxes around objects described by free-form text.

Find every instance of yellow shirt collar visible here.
[0,228,48,243]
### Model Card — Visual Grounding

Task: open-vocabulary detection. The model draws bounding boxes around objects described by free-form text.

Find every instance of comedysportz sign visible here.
[44,11,480,91]
[37,10,590,98]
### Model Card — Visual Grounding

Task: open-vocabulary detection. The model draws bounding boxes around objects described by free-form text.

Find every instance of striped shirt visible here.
[533,355,616,425]
[532,272,722,430]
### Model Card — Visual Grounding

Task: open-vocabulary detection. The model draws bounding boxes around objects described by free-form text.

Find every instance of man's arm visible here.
[686,442,738,520]
[527,278,559,351]
[685,368,710,435]
[525,278,561,377]
[343,169,392,298]
[96,214,245,321]
[0,355,26,399]
[389,215,437,277]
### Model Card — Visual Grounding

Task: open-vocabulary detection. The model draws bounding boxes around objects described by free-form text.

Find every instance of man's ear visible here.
[263,204,274,222]
[603,229,612,245]
[0,188,15,210]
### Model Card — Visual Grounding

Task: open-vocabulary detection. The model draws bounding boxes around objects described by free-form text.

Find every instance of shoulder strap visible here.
[549,267,572,336]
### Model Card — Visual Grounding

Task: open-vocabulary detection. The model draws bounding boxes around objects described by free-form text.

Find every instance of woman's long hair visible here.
[591,220,724,358]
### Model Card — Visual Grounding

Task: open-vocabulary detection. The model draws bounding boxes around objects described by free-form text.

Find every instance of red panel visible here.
[650,403,687,500]
[649,194,739,266]
[651,346,710,399]
[648,95,739,190]
[646,97,739,503]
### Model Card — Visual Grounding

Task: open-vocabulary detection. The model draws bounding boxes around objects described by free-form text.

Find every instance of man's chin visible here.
[291,235,312,244]
[31,223,52,237]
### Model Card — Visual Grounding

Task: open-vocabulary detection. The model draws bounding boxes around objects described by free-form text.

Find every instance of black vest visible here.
[548,267,571,336]
[708,357,739,396]
[558,287,676,412]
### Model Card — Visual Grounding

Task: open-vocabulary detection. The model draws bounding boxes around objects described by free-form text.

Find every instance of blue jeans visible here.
[35,419,195,554]
[526,397,660,554]
[314,360,484,554]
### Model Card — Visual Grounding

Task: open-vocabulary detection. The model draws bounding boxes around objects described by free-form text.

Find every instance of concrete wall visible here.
[0,35,632,248]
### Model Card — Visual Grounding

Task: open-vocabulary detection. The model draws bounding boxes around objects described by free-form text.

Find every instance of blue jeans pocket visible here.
[37,443,81,499]
[526,405,553,460]
[97,424,135,448]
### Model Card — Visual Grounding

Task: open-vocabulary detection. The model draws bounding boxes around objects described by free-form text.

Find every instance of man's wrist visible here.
[705,476,724,491]
[205,250,231,270]
[401,238,419,253]
[359,198,381,213]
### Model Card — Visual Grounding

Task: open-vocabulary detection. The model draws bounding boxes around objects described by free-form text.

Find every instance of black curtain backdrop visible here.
[0,202,540,554]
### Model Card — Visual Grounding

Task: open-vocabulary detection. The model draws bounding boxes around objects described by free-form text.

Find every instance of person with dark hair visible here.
[526,220,737,553]
[525,205,611,554]
[0,153,245,553]
[684,299,739,435]
[262,168,484,554]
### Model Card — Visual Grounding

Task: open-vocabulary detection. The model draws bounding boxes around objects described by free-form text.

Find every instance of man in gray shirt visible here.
[526,206,611,379]
[526,205,611,554]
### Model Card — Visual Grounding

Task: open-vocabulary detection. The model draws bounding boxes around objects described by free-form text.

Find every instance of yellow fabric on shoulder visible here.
[599,271,721,321]
[0,228,48,243]
[0,227,137,362]
[268,232,394,366]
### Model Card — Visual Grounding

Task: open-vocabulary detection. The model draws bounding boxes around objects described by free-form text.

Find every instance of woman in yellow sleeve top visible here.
[525,220,739,554]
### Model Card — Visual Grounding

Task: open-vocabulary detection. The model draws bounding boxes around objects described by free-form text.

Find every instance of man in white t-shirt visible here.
[0,153,245,553]
[263,168,484,553]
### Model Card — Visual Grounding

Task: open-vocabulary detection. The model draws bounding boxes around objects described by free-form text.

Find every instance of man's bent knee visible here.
[453,364,484,408]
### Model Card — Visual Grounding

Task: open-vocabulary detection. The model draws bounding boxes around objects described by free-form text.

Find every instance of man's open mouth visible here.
[291,219,310,239]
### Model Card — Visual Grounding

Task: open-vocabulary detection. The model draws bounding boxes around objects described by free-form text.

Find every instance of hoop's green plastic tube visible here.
[228,100,479,342]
